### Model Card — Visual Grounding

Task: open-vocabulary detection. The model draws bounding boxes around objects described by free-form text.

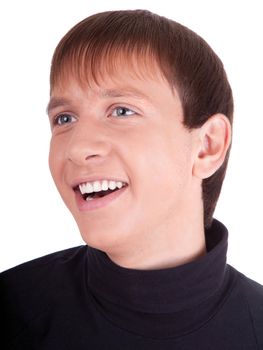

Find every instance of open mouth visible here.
[76,180,128,201]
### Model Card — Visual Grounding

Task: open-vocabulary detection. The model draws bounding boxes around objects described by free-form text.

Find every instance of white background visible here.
[0,0,262,284]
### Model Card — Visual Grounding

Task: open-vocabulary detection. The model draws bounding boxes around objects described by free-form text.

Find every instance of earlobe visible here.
[193,114,232,179]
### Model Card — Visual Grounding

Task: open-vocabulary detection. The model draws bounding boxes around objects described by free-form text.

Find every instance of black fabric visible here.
[1,219,263,349]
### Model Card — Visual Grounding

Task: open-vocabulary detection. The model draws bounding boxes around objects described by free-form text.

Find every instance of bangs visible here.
[50,10,175,93]
[51,43,168,91]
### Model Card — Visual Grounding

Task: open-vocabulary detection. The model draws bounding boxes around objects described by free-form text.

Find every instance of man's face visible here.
[48,64,200,261]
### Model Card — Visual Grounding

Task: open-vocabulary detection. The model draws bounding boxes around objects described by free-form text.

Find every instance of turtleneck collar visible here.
[86,219,233,338]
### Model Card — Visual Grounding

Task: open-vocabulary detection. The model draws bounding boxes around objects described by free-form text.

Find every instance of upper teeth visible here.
[79,180,126,195]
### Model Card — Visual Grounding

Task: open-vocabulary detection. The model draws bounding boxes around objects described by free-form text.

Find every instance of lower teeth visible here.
[86,197,94,201]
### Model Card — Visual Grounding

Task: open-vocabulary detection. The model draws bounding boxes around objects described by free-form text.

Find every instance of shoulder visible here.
[1,245,87,289]
[1,245,89,298]
[0,246,88,344]
[236,269,263,311]
[232,267,263,347]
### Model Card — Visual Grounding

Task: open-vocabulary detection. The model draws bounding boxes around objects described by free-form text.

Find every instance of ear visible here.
[193,114,232,179]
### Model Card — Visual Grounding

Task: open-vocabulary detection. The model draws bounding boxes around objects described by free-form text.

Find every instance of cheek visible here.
[135,131,193,202]
[49,138,63,183]
[48,139,72,209]
[147,132,189,174]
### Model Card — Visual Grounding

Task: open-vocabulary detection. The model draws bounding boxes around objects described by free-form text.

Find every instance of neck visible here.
[107,214,206,270]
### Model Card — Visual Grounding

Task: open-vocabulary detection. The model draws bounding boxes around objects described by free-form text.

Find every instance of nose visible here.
[66,121,111,166]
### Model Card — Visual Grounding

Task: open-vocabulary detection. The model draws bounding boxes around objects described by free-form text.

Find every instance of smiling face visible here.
[48,63,204,268]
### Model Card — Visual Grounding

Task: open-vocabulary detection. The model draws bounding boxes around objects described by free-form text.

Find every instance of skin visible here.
[48,63,231,270]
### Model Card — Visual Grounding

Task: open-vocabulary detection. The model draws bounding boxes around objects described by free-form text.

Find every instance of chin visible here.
[78,224,129,254]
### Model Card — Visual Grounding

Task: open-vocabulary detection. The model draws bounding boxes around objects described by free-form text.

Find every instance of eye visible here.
[111,107,136,118]
[53,113,77,126]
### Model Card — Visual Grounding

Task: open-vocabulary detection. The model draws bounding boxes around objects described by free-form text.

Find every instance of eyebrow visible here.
[100,88,147,100]
[46,88,149,115]
[46,97,71,115]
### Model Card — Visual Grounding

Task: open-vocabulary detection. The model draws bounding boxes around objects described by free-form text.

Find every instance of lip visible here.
[75,185,128,211]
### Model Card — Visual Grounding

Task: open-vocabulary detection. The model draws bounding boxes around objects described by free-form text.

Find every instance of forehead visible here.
[49,73,177,111]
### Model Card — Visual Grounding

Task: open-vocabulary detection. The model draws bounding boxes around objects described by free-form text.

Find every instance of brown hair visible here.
[50,10,234,228]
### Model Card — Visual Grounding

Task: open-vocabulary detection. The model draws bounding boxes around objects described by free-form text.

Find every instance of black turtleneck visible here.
[1,219,263,349]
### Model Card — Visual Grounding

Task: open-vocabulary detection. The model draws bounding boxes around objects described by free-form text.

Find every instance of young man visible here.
[1,9,263,349]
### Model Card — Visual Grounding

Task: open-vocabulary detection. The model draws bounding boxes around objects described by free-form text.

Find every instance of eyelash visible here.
[52,106,137,126]
[53,114,77,126]
[111,106,136,118]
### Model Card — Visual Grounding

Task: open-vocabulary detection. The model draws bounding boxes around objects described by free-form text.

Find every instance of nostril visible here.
[85,154,100,160]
